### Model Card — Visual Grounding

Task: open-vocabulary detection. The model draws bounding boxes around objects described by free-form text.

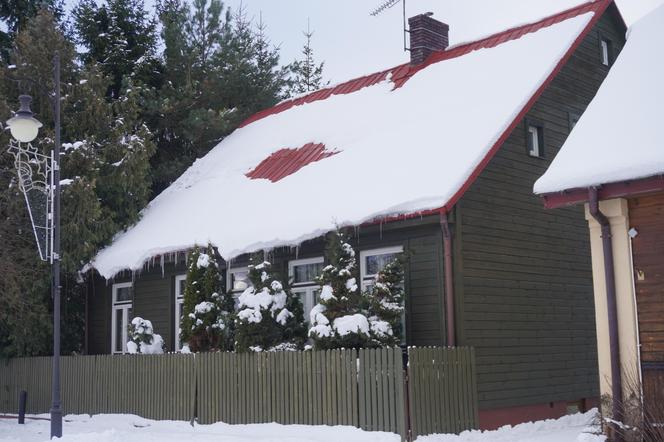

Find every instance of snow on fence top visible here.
[92,3,600,279]
[534,4,664,195]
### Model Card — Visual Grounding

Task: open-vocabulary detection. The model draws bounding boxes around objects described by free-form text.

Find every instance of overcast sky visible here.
[36,0,664,82]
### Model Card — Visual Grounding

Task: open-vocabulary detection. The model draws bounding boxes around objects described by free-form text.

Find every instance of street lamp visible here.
[5,95,42,143]
[5,53,63,439]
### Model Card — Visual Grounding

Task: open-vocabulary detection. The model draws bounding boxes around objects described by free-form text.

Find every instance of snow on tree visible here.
[288,20,328,96]
[234,257,306,353]
[126,317,165,354]
[180,245,234,352]
[366,257,406,347]
[308,231,372,350]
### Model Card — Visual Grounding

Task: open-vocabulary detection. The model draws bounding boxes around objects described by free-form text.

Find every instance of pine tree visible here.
[73,0,160,97]
[309,231,371,350]
[180,245,234,352]
[148,0,233,193]
[366,257,406,347]
[0,0,64,61]
[235,257,306,352]
[288,21,328,96]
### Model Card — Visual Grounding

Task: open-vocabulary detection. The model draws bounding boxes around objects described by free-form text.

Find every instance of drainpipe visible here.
[588,188,624,435]
[440,211,456,347]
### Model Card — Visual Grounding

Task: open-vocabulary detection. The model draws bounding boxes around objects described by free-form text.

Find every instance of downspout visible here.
[588,188,624,432]
[440,211,456,347]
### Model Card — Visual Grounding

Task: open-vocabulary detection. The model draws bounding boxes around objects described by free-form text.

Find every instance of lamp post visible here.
[5,53,62,439]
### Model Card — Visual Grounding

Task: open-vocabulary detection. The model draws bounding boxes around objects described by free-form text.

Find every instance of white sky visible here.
[3,0,662,82]
[222,0,663,82]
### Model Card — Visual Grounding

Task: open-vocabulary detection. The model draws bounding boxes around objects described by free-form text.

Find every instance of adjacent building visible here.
[535,2,664,426]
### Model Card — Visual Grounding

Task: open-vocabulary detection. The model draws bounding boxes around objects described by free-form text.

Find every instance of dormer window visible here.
[526,123,544,158]
[600,37,613,66]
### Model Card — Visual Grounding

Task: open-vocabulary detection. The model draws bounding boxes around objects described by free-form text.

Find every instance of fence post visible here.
[18,390,27,424]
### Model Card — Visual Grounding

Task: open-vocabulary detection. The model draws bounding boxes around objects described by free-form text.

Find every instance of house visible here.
[535,3,664,427]
[86,0,626,430]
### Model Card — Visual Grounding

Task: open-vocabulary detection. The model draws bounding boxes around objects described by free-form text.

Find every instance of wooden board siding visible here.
[456,10,625,410]
[628,192,664,421]
[87,261,188,354]
[249,220,447,347]
[89,218,446,352]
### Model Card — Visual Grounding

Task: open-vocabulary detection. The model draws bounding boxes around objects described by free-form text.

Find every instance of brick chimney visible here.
[408,13,449,65]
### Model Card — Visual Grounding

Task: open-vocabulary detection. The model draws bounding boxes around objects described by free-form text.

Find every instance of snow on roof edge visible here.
[90,9,601,280]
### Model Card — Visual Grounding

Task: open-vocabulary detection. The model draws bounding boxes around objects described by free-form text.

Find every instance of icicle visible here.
[160,254,165,278]
[295,245,300,260]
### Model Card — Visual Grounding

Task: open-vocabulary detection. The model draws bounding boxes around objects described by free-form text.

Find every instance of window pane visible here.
[366,253,398,276]
[178,279,186,298]
[114,310,123,353]
[601,40,610,65]
[293,262,324,284]
[528,126,540,157]
[115,286,132,303]
[232,270,249,292]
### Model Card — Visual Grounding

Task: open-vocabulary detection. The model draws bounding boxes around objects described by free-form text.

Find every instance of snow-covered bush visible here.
[180,245,234,352]
[308,231,372,350]
[127,317,164,354]
[234,258,306,352]
[366,257,406,347]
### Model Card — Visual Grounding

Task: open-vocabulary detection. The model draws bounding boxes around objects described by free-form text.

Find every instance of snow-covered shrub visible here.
[127,317,164,354]
[308,231,372,350]
[180,245,234,352]
[366,257,406,347]
[234,258,306,353]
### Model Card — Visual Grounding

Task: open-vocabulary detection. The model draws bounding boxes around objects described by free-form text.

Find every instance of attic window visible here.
[246,143,339,183]
[600,37,613,66]
[526,123,544,158]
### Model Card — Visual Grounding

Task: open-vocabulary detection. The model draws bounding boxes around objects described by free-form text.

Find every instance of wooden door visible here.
[629,193,664,424]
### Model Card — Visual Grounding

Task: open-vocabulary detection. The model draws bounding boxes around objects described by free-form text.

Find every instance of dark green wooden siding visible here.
[88,219,446,352]
[456,10,625,410]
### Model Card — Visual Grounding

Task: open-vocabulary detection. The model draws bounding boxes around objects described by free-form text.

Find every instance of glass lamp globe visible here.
[6,95,42,143]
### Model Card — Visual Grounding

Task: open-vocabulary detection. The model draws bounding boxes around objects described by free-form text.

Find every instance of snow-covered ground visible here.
[0,410,605,442]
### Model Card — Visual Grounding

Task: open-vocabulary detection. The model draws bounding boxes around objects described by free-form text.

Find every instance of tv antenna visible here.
[370,0,409,52]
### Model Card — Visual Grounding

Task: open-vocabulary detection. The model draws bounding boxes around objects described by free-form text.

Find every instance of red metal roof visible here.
[239,1,612,129]
[242,0,623,221]
[246,143,339,182]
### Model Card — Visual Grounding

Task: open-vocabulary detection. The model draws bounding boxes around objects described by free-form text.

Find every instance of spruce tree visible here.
[235,257,306,352]
[288,21,328,96]
[148,0,232,193]
[73,0,160,97]
[309,231,371,350]
[366,257,406,347]
[181,245,234,352]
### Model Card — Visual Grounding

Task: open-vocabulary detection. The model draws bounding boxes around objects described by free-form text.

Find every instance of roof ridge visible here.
[239,0,608,128]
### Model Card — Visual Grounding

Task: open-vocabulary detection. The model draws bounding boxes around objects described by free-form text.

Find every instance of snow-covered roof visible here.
[534,3,664,196]
[92,1,610,279]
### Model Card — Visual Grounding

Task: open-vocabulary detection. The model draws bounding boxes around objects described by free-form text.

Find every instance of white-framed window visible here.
[174,274,186,351]
[527,124,543,158]
[227,267,250,294]
[359,246,404,291]
[111,282,133,354]
[289,257,324,322]
[600,38,612,66]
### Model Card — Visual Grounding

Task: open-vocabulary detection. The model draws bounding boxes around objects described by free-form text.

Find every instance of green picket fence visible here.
[0,347,477,440]
[408,347,479,439]
[197,349,360,427]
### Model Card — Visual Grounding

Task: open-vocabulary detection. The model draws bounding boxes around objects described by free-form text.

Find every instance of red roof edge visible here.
[541,175,664,209]
[434,0,613,215]
[342,0,614,228]
[238,0,610,130]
